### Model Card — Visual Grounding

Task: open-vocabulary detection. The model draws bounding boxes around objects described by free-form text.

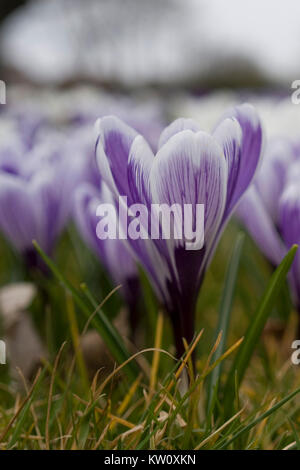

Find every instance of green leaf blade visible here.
[224,244,298,416]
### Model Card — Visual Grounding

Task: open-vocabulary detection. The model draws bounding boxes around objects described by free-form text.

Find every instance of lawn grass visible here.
[0,221,299,450]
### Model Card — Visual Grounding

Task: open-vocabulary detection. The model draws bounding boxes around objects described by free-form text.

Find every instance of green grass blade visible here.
[219,386,300,449]
[288,417,300,450]
[33,241,140,381]
[207,233,245,412]
[7,368,46,449]
[224,244,298,416]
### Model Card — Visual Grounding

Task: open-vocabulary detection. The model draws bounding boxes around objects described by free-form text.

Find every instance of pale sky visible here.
[1,0,300,85]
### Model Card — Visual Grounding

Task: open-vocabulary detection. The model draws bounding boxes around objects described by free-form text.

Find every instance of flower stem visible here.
[171,307,195,360]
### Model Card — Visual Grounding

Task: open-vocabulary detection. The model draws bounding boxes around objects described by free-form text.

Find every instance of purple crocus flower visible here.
[71,117,165,338]
[237,137,300,331]
[94,104,263,356]
[0,123,87,266]
[74,181,141,335]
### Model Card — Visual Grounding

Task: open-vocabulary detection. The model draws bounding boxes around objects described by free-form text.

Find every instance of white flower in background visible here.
[170,92,300,144]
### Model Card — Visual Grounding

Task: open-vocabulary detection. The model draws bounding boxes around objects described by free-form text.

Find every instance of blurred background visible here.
[0,0,300,449]
[0,0,299,383]
[0,0,299,90]
[1,0,300,143]
[0,4,300,449]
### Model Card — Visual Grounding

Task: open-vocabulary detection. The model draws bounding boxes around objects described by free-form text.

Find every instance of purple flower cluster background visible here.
[0,86,276,354]
[0,85,300,355]
[1,0,300,452]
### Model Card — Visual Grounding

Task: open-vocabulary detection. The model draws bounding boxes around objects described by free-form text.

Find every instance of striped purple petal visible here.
[237,186,285,266]
[279,183,300,303]
[158,118,201,149]
[95,116,137,201]
[0,175,37,251]
[218,103,263,219]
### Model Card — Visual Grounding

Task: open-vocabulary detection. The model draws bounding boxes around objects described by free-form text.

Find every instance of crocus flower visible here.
[237,137,300,331]
[74,181,141,335]
[94,104,263,356]
[0,122,87,266]
[71,114,165,337]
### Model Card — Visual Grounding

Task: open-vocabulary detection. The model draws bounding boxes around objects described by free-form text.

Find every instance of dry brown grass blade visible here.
[195,406,245,449]
[60,287,122,401]
[16,367,44,449]
[198,336,244,383]
[154,329,204,415]
[251,398,276,449]
[94,348,176,404]
[80,284,122,335]
[45,342,66,450]
[110,424,144,448]
[92,423,110,449]
[283,441,296,450]
[72,393,136,429]
[183,338,195,384]
[196,331,223,407]
[66,293,89,390]
[109,373,143,432]
[0,367,42,443]
[117,373,142,417]
[149,311,164,395]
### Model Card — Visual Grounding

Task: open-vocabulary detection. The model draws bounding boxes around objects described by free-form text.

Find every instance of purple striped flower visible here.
[0,125,87,265]
[74,181,141,335]
[94,104,263,355]
[237,137,300,327]
[74,181,139,297]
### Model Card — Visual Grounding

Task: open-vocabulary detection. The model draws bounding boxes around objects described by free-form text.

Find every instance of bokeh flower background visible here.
[0,0,299,451]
